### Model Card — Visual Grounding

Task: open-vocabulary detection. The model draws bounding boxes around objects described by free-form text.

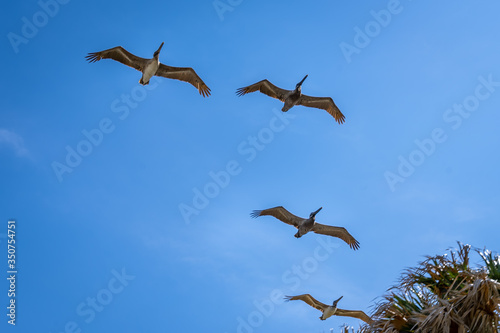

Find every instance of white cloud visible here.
[0,129,28,156]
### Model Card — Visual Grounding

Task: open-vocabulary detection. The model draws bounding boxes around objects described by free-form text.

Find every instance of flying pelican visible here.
[86,42,211,97]
[250,206,359,250]
[236,75,345,124]
[284,294,372,324]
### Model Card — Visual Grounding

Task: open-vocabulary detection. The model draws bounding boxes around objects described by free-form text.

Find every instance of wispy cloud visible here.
[0,129,28,156]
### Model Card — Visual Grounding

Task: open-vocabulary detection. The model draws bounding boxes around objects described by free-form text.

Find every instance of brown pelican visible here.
[250,206,360,250]
[236,75,345,124]
[284,294,372,324]
[86,42,211,97]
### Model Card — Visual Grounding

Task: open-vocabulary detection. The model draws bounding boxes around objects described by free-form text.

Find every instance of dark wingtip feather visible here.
[85,52,100,63]
[351,240,360,250]
[235,87,247,97]
[337,113,346,125]
[200,86,211,97]
[250,210,262,218]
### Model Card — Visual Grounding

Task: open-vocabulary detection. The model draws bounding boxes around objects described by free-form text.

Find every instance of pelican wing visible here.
[250,206,305,228]
[284,294,328,312]
[311,224,360,250]
[297,95,345,124]
[156,65,211,97]
[85,46,148,71]
[335,308,373,324]
[236,80,289,102]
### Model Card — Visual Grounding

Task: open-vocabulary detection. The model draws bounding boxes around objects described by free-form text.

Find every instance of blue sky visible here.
[1,0,500,332]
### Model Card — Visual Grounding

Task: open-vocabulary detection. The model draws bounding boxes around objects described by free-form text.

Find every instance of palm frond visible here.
[363,242,500,333]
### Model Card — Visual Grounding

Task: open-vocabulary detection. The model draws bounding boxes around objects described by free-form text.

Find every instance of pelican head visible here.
[310,207,322,219]
[296,74,308,90]
[332,296,343,307]
[154,42,164,58]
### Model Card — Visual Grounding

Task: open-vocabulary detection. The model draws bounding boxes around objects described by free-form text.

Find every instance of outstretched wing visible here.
[236,80,290,102]
[250,206,305,228]
[335,308,373,324]
[156,65,211,97]
[297,95,345,124]
[311,224,360,250]
[85,46,148,72]
[284,294,328,312]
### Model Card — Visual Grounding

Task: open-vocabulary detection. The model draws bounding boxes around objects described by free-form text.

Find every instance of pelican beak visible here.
[298,74,308,86]
[312,207,322,216]
[154,42,164,57]
[157,42,164,52]
[333,295,343,306]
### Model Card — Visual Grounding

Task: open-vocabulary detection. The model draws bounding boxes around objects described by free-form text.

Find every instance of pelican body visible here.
[296,207,322,238]
[139,43,162,85]
[250,206,360,250]
[236,75,345,124]
[281,75,308,111]
[86,42,211,97]
[320,296,343,320]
